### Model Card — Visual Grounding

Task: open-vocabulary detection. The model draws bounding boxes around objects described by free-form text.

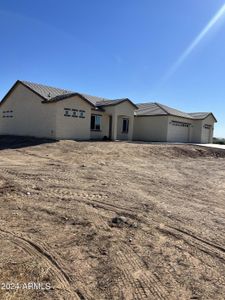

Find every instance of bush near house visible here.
[213,137,225,145]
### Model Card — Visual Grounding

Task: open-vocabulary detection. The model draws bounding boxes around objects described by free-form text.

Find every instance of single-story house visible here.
[133,103,217,143]
[0,80,217,143]
[0,80,137,141]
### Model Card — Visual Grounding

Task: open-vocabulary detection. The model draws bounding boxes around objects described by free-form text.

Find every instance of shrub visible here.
[213,137,225,145]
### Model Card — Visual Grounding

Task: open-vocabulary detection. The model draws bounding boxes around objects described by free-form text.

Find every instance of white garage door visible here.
[168,121,190,142]
[202,125,211,143]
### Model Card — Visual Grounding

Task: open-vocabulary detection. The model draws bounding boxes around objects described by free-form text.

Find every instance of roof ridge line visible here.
[154,102,170,115]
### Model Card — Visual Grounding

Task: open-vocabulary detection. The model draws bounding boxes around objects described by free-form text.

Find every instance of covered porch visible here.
[109,113,134,140]
[90,99,137,141]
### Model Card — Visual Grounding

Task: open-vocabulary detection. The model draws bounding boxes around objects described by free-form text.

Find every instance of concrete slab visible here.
[195,144,225,150]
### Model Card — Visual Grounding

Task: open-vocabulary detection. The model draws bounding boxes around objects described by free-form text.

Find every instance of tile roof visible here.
[135,103,168,116]
[156,103,194,119]
[95,99,132,107]
[20,81,135,108]
[188,112,211,119]
[135,102,192,118]
[135,102,215,121]
[80,93,110,106]
[21,81,73,100]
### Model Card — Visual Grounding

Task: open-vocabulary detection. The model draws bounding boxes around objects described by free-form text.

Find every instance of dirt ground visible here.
[0,136,225,300]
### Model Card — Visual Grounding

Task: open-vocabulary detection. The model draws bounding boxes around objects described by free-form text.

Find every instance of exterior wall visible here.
[191,120,202,143]
[0,84,56,139]
[54,95,92,140]
[134,114,215,143]
[133,115,168,141]
[90,111,110,140]
[104,101,135,140]
[200,115,215,143]
[167,116,192,142]
[191,115,215,143]
[117,116,130,140]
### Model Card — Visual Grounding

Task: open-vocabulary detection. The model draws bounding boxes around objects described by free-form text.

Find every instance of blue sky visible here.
[0,0,225,137]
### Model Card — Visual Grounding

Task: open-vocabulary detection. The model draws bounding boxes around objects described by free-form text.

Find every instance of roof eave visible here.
[19,81,48,101]
[42,92,95,107]
[135,113,168,117]
[98,98,138,109]
[190,113,217,122]
[0,80,48,107]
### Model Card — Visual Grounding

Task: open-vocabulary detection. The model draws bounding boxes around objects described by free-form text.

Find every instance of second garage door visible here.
[202,124,211,143]
[167,120,190,142]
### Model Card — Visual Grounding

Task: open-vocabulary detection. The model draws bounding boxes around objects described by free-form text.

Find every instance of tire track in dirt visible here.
[113,243,169,299]
[0,228,82,300]
[160,225,225,262]
[46,187,138,215]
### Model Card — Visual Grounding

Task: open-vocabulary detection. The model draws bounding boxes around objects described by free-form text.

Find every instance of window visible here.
[72,109,78,117]
[64,108,71,117]
[204,124,211,129]
[79,110,85,118]
[171,121,190,127]
[2,110,13,118]
[122,118,129,133]
[64,108,85,118]
[91,115,101,131]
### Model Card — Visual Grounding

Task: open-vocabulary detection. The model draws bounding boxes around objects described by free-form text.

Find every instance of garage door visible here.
[202,125,211,143]
[168,121,190,142]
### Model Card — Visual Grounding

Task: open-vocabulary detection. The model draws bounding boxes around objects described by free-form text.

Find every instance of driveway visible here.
[195,143,225,150]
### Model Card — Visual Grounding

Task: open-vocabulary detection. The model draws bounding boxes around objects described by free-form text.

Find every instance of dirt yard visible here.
[0,136,225,300]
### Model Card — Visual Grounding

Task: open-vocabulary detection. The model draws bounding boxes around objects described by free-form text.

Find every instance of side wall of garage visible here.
[0,83,56,139]
[191,115,215,143]
[200,115,215,143]
[133,116,168,141]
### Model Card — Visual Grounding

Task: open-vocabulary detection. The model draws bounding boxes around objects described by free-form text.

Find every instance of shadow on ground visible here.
[0,135,58,150]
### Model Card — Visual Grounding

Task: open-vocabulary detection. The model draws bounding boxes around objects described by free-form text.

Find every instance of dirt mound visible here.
[171,146,225,158]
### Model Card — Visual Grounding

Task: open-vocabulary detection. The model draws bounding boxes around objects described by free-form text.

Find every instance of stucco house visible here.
[0,80,217,143]
[0,80,137,141]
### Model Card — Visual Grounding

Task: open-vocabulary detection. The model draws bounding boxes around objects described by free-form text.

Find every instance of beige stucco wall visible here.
[116,116,129,140]
[191,115,215,143]
[90,111,110,140]
[0,87,135,141]
[191,120,202,143]
[200,115,215,143]
[134,114,216,143]
[133,115,168,141]
[54,95,92,140]
[104,101,135,140]
[0,83,56,139]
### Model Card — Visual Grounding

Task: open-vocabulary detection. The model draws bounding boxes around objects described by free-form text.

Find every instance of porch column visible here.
[128,116,134,140]
[111,113,118,140]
